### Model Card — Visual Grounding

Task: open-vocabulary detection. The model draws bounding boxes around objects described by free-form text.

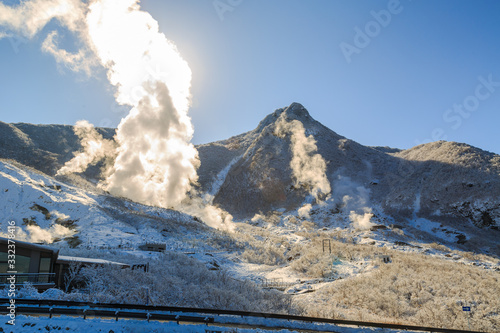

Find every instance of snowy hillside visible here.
[1,156,499,331]
[0,159,208,250]
[1,104,499,240]
[205,103,500,255]
[0,103,499,331]
[0,121,115,177]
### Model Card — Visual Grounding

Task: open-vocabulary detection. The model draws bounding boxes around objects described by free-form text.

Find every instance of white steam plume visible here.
[1,0,199,208]
[349,209,374,230]
[0,224,76,244]
[41,30,95,75]
[181,196,234,231]
[275,112,331,200]
[26,224,75,244]
[333,175,375,230]
[298,203,312,219]
[0,0,93,74]
[57,120,116,176]
[1,0,225,225]
[84,0,199,208]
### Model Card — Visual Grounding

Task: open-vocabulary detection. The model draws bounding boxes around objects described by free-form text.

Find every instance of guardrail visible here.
[261,278,294,290]
[0,298,483,333]
[6,306,214,324]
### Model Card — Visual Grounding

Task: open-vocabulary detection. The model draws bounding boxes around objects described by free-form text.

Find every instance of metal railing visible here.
[261,278,294,290]
[0,273,56,285]
[0,298,483,333]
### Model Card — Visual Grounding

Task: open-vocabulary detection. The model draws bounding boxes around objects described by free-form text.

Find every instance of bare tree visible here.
[63,262,83,292]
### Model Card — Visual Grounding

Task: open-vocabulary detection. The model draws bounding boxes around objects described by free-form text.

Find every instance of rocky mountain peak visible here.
[279,102,311,120]
[253,102,314,134]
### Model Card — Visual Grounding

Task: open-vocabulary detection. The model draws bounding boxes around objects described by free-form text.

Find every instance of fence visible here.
[0,273,55,285]
[261,278,295,290]
[0,298,482,333]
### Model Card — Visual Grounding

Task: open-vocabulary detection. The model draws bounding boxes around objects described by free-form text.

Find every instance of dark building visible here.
[0,237,59,290]
[0,237,130,291]
[138,242,166,252]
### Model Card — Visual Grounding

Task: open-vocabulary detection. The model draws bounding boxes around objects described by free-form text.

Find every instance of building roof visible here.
[0,237,59,257]
[56,255,130,268]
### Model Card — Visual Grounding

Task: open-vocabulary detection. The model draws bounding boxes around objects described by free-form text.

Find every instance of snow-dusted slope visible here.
[0,121,115,177]
[0,155,498,331]
[199,104,499,255]
[0,160,207,249]
[390,141,500,228]
[0,103,499,255]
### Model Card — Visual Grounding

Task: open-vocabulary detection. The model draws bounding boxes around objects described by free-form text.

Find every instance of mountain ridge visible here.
[1,104,499,330]
[0,103,499,255]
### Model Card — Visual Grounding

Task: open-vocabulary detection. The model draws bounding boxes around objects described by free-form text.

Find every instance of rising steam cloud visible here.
[0,0,84,38]
[1,0,201,209]
[1,222,75,244]
[333,175,375,230]
[275,112,331,201]
[83,0,199,208]
[57,120,116,176]
[298,203,312,218]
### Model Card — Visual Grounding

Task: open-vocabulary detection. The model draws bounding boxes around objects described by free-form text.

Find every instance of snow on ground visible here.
[408,217,464,243]
[1,160,498,330]
[206,199,500,296]
[208,154,243,197]
[1,315,279,333]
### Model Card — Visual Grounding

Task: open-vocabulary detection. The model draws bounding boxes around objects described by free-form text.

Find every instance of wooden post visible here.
[322,239,331,253]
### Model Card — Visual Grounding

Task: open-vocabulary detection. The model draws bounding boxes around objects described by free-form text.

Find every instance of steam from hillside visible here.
[275,112,331,201]
[333,175,374,230]
[1,0,201,209]
[298,203,313,218]
[83,0,199,208]
[57,120,116,176]
[181,196,234,231]
[7,223,75,244]
[349,209,374,230]
[26,224,74,243]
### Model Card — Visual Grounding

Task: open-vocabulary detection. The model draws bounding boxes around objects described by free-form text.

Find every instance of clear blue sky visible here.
[1,0,499,153]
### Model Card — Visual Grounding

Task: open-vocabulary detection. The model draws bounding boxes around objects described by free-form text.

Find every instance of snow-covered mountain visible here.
[0,102,499,256]
[200,103,500,224]
[199,103,500,254]
[2,103,500,331]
